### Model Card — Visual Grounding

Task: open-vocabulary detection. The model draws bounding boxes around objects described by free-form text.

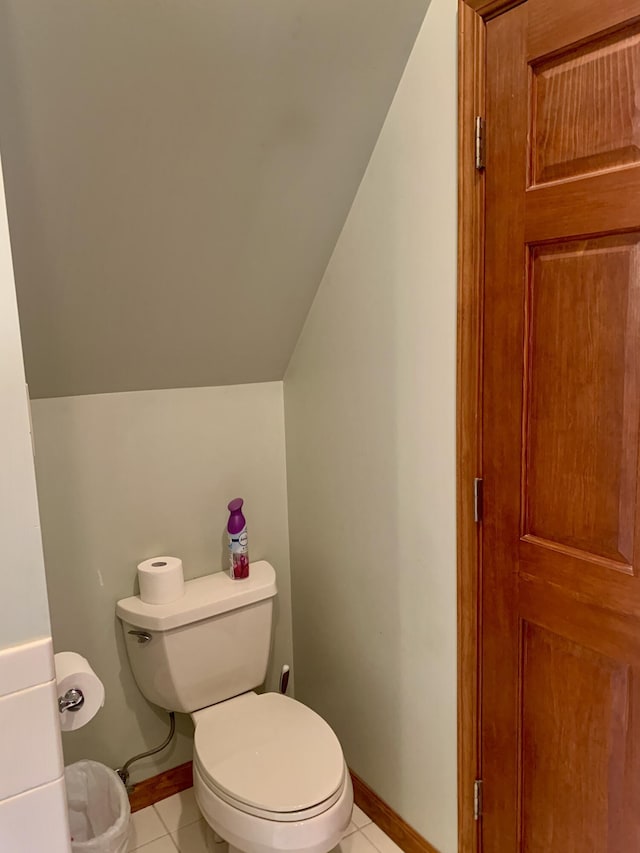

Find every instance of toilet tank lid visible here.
[116,561,276,631]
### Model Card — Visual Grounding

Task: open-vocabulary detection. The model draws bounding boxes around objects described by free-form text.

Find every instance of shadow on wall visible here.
[0,0,432,400]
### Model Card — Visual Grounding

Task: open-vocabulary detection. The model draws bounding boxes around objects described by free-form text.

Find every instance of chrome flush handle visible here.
[128,629,152,644]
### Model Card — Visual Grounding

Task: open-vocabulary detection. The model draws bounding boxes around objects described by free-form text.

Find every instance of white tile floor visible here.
[129,788,404,853]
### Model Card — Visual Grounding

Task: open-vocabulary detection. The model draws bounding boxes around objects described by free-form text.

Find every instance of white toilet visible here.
[116,561,353,853]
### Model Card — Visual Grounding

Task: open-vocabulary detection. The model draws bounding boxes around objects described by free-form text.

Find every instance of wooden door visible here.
[481,1,640,850]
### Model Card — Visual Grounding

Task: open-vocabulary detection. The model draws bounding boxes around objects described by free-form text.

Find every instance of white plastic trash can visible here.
[65,760,131,853]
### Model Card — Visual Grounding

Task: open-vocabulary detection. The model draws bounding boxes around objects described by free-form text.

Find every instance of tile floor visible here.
[129,788,404,853]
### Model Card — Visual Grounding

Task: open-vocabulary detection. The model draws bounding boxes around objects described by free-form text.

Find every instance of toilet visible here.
[116,561,353,853]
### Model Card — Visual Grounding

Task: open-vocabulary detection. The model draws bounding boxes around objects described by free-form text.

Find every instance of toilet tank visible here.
[116,561,276,713]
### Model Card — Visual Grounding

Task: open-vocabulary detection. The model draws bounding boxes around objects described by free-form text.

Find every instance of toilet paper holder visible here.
[58,688,85,714]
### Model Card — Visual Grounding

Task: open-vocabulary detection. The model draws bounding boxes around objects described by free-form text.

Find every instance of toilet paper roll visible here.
[137,555,185,605]
[54,652,105,732]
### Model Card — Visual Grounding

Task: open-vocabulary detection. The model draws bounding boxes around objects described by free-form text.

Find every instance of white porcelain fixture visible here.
[117,561,353,853]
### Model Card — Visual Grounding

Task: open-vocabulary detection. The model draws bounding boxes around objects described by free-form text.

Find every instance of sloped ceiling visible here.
[0,0,429,398]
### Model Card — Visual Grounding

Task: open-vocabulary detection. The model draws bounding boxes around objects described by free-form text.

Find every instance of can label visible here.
[229,527,249,579]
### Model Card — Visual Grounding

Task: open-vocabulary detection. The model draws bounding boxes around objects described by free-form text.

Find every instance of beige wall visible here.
[31,382,293,783]
[0,156,50,648]
[284,1,458,851]
[0,0,428,399]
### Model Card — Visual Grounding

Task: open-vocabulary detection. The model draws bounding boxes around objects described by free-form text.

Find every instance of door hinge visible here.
[474,779,483,821]
[475,116,485,171]
[473,477,483,523]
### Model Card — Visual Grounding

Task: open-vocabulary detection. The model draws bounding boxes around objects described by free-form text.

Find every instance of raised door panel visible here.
[523,235,640,569]
[531,27,640,185]
[520,622,631,853]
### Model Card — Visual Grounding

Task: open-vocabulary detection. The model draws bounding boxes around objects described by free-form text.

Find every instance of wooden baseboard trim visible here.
[129,761,193,813]
[350,770,441,853]
[130,760,439,853]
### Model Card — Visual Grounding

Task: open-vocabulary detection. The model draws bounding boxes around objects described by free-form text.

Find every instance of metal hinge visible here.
[475,116,485,170]
[473,478,483,523]
[474,779,483,821]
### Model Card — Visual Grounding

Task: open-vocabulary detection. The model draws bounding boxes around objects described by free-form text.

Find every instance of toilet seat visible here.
[193,755,346,821]
[193,692,345,821]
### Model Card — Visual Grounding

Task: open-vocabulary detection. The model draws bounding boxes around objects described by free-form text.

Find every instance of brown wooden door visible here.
[481,1,640,850]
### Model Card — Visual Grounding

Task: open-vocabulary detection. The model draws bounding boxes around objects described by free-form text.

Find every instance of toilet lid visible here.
[193,693,345,814]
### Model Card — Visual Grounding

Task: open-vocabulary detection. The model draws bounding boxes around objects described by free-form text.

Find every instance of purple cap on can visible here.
[227,498,246,535]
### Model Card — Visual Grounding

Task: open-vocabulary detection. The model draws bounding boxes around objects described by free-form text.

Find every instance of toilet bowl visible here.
[191,692,352,853]
[116,561,353,853]
[193,763,353,853]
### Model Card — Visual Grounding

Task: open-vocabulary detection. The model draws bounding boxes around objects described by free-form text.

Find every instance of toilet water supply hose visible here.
[116,711,176,791]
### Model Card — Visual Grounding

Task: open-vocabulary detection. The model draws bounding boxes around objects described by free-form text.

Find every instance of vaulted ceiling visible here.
[0,0,429,398]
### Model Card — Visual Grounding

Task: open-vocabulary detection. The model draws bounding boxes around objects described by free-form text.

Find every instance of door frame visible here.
[456,1,522,851]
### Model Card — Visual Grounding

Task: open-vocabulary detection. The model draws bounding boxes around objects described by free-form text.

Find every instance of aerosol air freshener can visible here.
[227,498,249,579]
